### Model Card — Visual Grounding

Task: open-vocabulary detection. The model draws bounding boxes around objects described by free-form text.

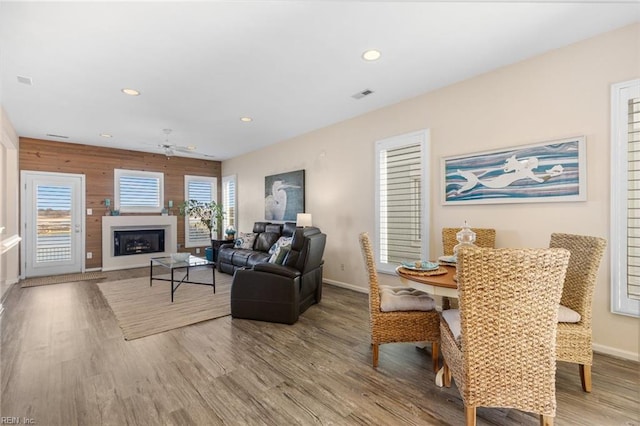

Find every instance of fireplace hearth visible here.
[114,229,165,256]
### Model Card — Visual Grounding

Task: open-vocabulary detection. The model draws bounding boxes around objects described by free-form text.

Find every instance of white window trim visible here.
[222,174,237,232]
[611,79,640,318]
[114,169,164,214]
[184,175,218,248]
[374,129,430,275]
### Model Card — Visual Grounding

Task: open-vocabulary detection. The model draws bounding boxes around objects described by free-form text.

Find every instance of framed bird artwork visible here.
[265,170,305,221]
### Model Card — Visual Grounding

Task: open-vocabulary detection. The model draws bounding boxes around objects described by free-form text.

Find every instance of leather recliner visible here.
[230,226,326,324]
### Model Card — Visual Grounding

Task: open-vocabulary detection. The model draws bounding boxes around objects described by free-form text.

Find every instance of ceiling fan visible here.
[157,129,196,157]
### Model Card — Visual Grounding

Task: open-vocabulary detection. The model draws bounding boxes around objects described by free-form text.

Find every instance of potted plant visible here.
[179,200,225,240]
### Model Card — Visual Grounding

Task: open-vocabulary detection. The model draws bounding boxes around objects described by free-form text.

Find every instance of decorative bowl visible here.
[171,252,190,262]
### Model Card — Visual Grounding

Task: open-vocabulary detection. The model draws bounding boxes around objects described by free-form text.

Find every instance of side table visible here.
[211,238,234,262]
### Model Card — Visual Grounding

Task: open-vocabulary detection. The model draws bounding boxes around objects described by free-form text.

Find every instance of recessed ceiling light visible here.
[240,117,253,122]
[187,145,196,151]
[362,49,381,61]
[121,88,140,96]
[100,133,112,138]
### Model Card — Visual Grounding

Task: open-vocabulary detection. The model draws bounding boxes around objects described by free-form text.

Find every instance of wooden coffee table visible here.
[150,255,215,302]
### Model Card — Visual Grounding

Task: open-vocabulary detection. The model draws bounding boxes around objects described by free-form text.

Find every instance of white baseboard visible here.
[324,278,367,294]
[593,343,639,362]
[85,267,103,272]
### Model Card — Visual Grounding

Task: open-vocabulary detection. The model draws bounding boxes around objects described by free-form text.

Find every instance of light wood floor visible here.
[1,269,638,425]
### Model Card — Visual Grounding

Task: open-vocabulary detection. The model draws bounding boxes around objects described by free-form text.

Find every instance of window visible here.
[184,175,217,248]
[611,79,640,317]
[222,175,237,233]
[375,130,430,274]
[114,169,163,213]
[36,185,72,262]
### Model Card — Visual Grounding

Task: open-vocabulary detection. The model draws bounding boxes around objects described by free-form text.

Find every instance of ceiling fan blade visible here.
[173,145,196,153]
[173,149,216,159]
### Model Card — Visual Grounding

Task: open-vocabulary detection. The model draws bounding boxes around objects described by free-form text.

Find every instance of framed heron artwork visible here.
[441,136,586,205]
[264,169,305,221]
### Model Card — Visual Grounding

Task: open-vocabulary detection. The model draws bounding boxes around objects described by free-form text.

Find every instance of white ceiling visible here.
[1,1,638,160]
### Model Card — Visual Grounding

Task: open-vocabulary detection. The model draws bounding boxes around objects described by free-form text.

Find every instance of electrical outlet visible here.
[86,252,93,259]
[196,248,201,254]
[86,208,92,215]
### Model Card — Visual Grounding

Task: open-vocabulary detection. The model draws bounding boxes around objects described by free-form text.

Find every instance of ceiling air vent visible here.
[17,75,32,85]
[46,133,69,139]
[352,89,374,100]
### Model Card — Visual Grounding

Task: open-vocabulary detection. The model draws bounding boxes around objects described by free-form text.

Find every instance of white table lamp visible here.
[296,213,312,227]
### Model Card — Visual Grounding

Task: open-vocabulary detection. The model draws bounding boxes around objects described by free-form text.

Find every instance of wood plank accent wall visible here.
[19,138,221,269]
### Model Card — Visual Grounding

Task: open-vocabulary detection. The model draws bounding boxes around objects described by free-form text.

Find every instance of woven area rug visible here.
[98,269,231,340]
[21,271,107,288]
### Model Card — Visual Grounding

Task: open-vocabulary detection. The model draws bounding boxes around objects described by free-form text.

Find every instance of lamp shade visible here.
[296,213,312,227]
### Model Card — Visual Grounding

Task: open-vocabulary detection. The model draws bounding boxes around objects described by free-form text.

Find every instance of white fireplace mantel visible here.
[102,215,177,271]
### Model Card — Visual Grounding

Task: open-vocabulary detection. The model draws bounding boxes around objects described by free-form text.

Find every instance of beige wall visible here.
[1,106,20,300]
[223,24,640,360]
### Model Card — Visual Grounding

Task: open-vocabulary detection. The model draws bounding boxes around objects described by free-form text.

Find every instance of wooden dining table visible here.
[395,263,458,387]
[395,264,458,299]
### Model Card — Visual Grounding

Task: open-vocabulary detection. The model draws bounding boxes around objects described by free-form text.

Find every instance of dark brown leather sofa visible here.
[217,221,296,274]
[230,226,326,324]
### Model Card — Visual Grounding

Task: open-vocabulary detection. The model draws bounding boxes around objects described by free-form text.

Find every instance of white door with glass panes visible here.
[22,171,85,277]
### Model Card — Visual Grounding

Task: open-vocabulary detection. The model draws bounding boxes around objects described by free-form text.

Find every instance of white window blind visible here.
[626,96,640,301]
[222,175,237,232]
[611,79,640,317]
[375,130,430,274]
[184,175,217,248]
[114,169,163,213]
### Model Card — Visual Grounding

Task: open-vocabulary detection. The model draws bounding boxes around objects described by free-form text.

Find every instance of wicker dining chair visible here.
[358,232,440,371]
[440,247,570,426]
[442,227,496,256]
[549,233,606,393]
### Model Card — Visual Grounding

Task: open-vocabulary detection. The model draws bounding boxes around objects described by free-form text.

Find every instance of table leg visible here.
[442,296,451,310]
[435,367,445,387]
[171,268,175,303]
[150,260,153,287]
[212,265,216,294]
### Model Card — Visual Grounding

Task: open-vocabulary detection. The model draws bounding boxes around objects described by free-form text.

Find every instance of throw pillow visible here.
[268,245,291,264]
[558,304,581,323]
[234,232,257,250]
[275,246,291,264]
[379,286,436,312]
[268,236,293,255]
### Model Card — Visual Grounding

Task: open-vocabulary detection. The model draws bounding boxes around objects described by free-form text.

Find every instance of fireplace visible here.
[102,216,176,271]
[114,229,165,256]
